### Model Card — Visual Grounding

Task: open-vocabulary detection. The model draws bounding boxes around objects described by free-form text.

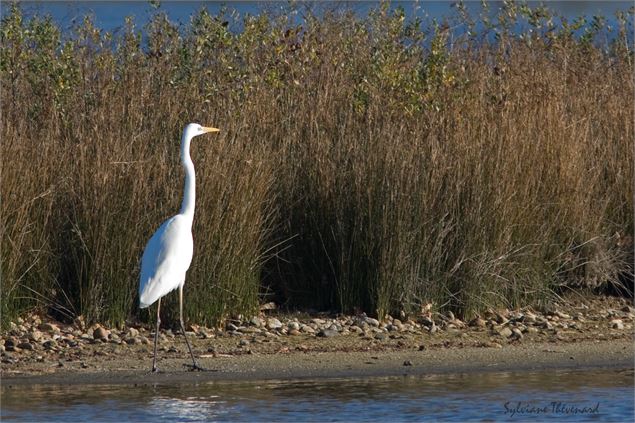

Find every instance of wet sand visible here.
[2,340,633,386]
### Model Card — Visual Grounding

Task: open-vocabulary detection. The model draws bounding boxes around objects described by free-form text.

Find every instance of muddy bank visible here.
[2,340,633,386]
[1,295,633,386]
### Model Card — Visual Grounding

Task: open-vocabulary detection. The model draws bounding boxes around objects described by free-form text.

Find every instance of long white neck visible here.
[179,131,196,219]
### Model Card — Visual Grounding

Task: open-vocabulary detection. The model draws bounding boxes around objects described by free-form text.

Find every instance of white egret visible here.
[139,123,220,372]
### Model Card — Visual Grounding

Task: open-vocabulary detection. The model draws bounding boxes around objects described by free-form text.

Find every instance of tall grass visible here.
[1,2,633,327]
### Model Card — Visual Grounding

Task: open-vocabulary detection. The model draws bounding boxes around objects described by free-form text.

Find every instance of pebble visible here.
[288,321,300,331]
[498,327,513,338]
[29,330,43,342]
[300,324,315,334]
[127,328,139,338]
[418,316,434,328]
[38,323,60,333]
[238,327,260,334]
[468,317,486,328]
[17,342,34,351]
[555,311,571,319]
[511,328,523,339]
[93,327,109,341]
[266,318,283,330]
[317,329,338,338]
[250,317,263,327]
[365,317,380,327]
[611,319,624,330]
[403,360,413,366]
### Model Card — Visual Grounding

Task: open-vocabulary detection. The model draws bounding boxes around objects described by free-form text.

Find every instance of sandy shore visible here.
[2,295,633,386]
[2,340,633,386]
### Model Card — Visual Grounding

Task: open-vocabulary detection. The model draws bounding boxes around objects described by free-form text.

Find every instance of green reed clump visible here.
[1,2,633,327]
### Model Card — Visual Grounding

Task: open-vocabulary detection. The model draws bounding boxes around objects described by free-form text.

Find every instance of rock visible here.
[418,345,426,351]
[365,317,380,327]
[539,321,553,330]
[300,324,315,334]
[259,302,277,311]
[621,305,633,313]
[39,323,59,333]
[403,360,413,366]
[468,317,486,328]
[139,336,150,345]
[555,311,571,319]
[317,329,338,338]
[226,322,238,331]
[249,316,263,327]
[29,330,43,342]
[523,312,537,323]
[289,329,301,336]
[93,327,109,341]
[266,318,283,330]
[418,316,434,328]
[127,327,139,338]
[4,337,17,348]
[511,328,523,339]
[611,319,624,330]
[17,342,34,351]
[239,339,250,347]
[288,321,300,331]
[80,332,93,341]
[374,333,387,341]
[498,327,513,338]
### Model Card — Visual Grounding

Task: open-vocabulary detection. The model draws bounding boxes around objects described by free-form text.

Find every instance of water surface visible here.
[2,368,633,422]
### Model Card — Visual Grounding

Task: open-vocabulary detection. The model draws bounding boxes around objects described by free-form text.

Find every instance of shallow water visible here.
[1,368,633,422]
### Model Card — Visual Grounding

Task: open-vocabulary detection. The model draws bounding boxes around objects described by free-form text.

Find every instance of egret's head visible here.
[184,123,220,139]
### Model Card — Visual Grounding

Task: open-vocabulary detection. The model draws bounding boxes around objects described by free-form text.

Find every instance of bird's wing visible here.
[139,215,193,308]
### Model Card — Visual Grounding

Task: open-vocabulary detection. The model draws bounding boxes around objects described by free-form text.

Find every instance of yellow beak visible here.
[202,126,220,133]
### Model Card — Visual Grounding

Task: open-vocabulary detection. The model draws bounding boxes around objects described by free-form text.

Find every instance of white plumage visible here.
[139,215,193,308]
[138,122,219,372]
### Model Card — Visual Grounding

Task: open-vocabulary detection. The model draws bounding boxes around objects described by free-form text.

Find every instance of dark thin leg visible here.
[152,298,161,373]
[180,285,205,371]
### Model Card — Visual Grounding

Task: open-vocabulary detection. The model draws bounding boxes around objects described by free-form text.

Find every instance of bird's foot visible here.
[183,362,209,372]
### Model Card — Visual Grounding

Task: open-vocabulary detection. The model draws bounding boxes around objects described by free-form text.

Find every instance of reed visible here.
[1,2,632,327]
